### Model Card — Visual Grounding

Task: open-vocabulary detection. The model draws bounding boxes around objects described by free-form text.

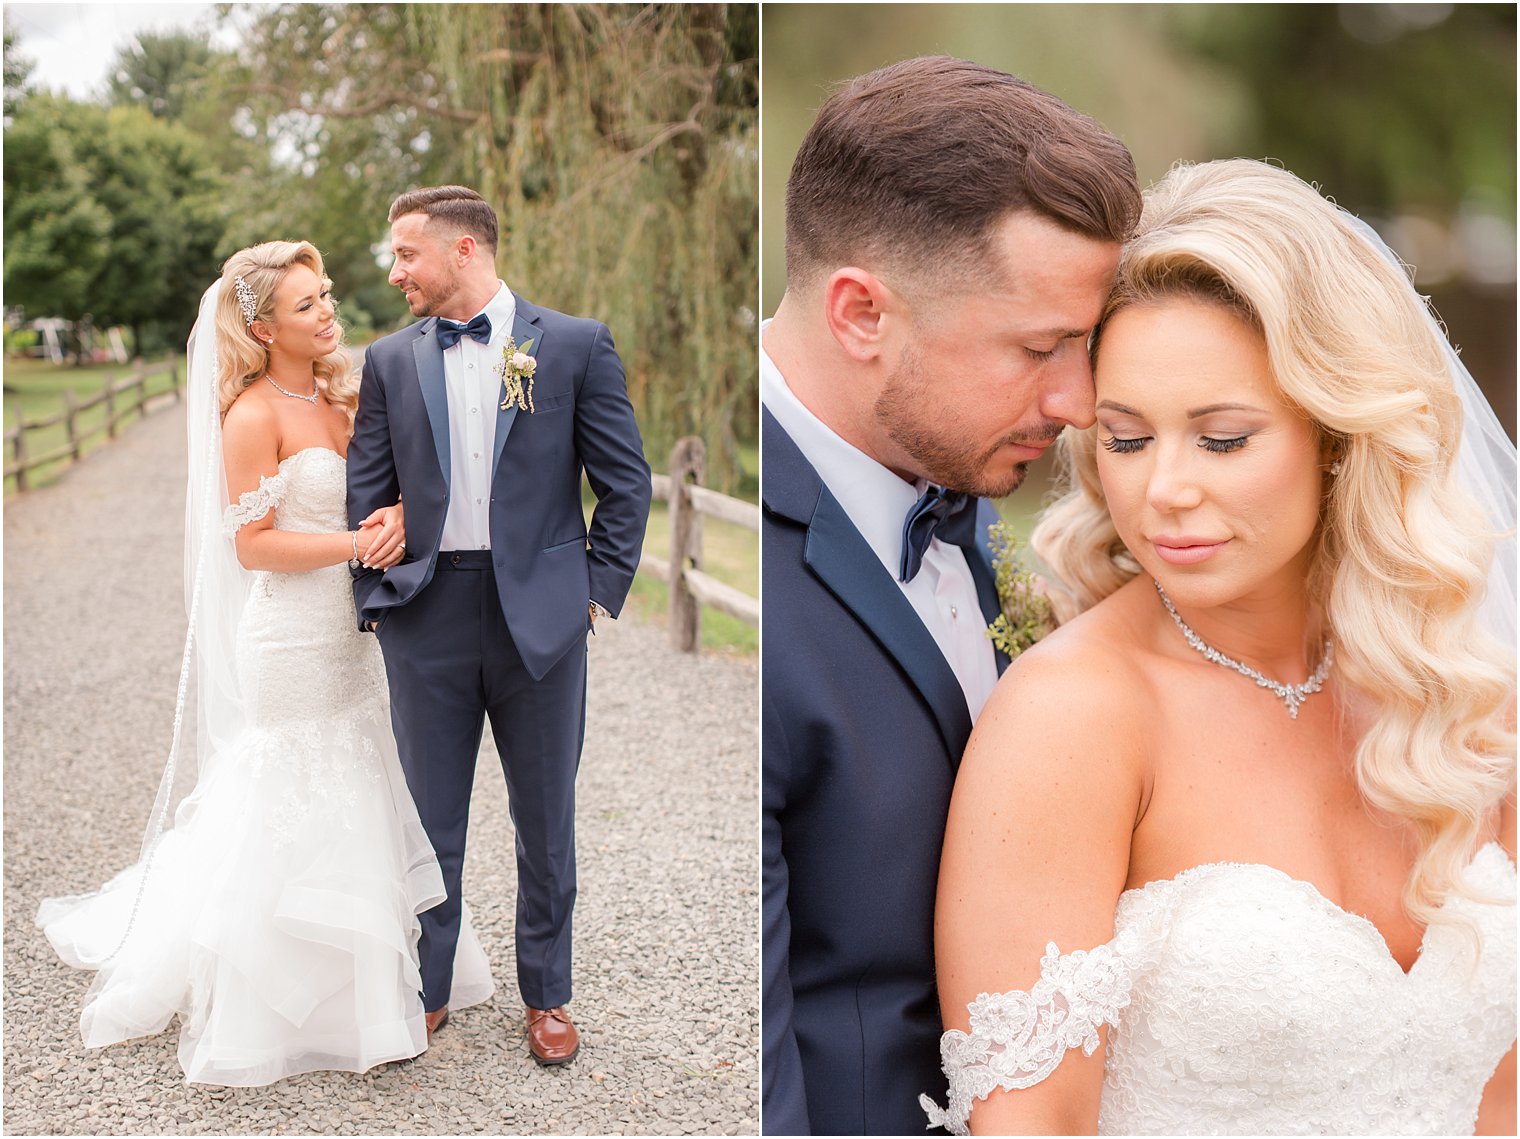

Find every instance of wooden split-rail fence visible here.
[642,437,760,652]
[5,369,756,652]
[4,354,182,492]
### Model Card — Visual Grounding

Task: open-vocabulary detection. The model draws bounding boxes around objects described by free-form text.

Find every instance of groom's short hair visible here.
[784,56,1140,292]
[388,185,500,253]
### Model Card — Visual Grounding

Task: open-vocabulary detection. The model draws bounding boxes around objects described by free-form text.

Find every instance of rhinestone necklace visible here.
[1154,579,1333,720]
[265,374,319,405]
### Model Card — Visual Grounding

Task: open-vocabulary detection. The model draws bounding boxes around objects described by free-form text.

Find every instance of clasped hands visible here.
[352,506,599,628]
[354,501,406,569]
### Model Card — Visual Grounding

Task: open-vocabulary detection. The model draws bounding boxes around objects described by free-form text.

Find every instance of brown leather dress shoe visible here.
[525,1005,579,1065]
[425,1006,449,1039]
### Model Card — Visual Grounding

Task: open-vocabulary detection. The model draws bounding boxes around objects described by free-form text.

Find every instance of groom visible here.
[349,185,651,1063]
[762,57,1139,1133]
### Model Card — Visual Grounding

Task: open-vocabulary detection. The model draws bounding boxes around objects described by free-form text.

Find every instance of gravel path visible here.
[3,400,759,1136]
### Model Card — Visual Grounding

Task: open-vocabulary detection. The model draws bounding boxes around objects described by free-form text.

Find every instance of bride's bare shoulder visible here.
[999,578,1157,703]
[969,578,1161,772]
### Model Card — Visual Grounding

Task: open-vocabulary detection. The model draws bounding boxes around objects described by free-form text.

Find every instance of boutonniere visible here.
[985,520,1054,659]
[497,336,537,412]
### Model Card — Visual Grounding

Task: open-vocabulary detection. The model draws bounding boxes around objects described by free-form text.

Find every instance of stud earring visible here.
[1329,460,1343,475]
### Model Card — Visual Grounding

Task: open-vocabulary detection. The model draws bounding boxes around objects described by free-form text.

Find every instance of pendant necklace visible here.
[265,375,319,405]
[1154,579,1333,720]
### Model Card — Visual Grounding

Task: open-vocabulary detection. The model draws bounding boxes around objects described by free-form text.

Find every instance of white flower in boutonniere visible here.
[497,336,537,413]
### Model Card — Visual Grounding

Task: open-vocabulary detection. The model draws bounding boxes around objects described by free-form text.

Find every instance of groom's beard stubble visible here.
[874,344,1062,499]
[403,263,463,319]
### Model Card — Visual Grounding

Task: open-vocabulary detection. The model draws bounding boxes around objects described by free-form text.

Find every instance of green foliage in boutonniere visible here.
[986,520,1055,659]
[498,336,538,412]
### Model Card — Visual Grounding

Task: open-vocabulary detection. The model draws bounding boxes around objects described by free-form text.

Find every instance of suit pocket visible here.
[542,534,587,554]
[533,391,573,413]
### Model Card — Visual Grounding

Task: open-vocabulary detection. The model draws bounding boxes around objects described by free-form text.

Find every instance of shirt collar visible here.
[760,321,922,580]
[458,281,516,347]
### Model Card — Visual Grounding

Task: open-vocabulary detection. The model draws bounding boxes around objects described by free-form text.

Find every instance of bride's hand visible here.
[357,503,406,568]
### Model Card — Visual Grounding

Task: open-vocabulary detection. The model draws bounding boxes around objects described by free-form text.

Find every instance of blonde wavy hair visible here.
[1034,158,1515,932]
[213,241,358,424]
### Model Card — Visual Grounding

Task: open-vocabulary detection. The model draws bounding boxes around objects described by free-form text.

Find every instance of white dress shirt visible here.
[440,282,517,551]
[761,328,998,720]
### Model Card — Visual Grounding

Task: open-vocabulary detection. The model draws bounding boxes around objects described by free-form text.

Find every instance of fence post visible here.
[12,404,28,492]
[667,435,706,652]
[104,372,118,439]
[131,363,147,428]
[64,390,81,461]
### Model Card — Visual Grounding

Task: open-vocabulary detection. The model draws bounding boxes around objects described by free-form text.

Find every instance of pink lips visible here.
[1151,537,1230,565]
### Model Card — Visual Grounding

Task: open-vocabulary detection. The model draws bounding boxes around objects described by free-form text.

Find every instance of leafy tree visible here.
[4,11,33,121]
[3,95,227,353]
[3,98,112,335]
[108,30,214,120]
[223,3,759,486]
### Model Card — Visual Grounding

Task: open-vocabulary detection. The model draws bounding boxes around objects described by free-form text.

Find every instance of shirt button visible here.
[470,407,478,415]
[473,452,480,460]
[475,497,483,505]
[950,605,958,619]
[467,362,475,370]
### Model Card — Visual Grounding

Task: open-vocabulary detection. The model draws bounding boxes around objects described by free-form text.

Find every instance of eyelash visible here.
[1024,347,1058,362]
[1099,435,1250,455]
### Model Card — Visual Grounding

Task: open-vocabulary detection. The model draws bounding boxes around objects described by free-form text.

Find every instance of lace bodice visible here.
[927,844,1516,1135]
[223,446,349,536]
[221,447,390,833]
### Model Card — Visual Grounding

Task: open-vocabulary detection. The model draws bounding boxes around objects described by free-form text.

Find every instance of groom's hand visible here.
[358,504,407,568]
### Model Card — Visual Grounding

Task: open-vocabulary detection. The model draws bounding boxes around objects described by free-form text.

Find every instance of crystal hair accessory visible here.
[233,275,260,327]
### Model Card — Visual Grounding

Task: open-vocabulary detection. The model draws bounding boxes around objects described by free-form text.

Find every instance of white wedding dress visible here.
[924,843,1516,1135]
[37,447,493,1086]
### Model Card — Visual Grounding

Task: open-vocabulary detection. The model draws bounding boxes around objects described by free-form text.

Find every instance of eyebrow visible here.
[1096,399,1268,418]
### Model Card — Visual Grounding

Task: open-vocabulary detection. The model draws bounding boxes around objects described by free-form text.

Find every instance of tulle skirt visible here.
[36,705,494,1086]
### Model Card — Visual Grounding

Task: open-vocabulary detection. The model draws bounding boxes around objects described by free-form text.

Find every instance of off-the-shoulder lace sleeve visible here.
[221,470,289,537]
[920,933,1139,1135]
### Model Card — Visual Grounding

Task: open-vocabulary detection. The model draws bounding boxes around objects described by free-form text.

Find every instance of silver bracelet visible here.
[349,530,361,569]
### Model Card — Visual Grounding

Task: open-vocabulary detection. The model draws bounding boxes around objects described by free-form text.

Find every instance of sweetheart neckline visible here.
[277,446,347,467]
[1118,841,1514,979]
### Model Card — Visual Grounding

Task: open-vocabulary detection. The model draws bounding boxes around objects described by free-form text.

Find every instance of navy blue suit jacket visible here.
[348,295,651,680]
[761,409,1006,1135]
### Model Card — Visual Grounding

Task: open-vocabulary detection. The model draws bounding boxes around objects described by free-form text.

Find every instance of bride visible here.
[37,241,492,1085]
[924,161,1516,1134]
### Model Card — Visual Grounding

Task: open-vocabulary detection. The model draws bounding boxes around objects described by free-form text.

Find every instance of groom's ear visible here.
[823,267,899,362]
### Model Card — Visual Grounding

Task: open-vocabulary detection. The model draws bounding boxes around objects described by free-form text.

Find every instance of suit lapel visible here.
[969,499,1012,675]
[412,321,449,481]
[492,301,544,479]
[805,490,974,760]
[764,411,974,761]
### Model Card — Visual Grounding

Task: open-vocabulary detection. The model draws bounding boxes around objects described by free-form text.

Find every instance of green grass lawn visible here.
[627,498,758,656]
[3,356,181,494]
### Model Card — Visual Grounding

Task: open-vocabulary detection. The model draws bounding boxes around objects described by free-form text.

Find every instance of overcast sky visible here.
[7,3,227,100]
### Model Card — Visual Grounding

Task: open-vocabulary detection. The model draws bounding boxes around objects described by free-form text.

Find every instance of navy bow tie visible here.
[435,313,493,350]
[899,486,978,583]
